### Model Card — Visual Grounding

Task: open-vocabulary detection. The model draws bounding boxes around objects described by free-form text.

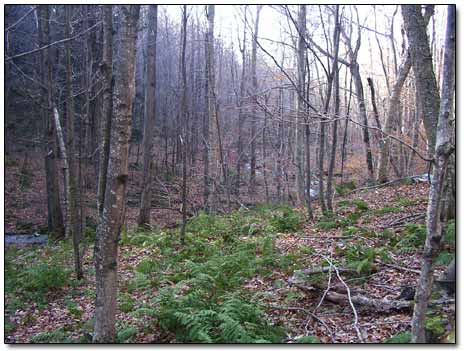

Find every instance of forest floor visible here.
[4,163,455,343]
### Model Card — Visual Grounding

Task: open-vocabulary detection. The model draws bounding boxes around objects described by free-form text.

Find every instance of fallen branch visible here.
[295,266,355,275]
[344,175,426,196]
[381,213,425,229]
[376,260,421,274]
[323,256,366,343]
[325,291,413,312]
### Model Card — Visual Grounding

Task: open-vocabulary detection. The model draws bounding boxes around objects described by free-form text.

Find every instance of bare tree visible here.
[326,5,341,212]
[295,5,306,204]
[249,5,262,196]
[93,5,140,343]
[377,6,433,183]
[180,5,188,244]
[138,5,158,226]
[97,5,113,216]
[64,5,83,279]
[39,5,65,239]
[411,5,455,343]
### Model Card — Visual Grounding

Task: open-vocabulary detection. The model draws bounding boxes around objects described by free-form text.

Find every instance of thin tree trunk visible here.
[411,6,455,342]
[295,5,306,204]
[249,5,262,196]
[180,5,188,244]
[39,5,65,239]
[53,107,83,279]
[138,5,158,226]
[236,7,247,197]
[93,5,140,343]
[326,5,341,212]
[97,5,113,216]
[64,5,82,279]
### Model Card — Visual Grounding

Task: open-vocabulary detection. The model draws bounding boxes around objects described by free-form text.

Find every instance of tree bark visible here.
[138,5,158,226]
[97,5,113,216]
[295,5,306,204]
[180,5,188,244]
[249,5,262,196]
[93,5,140,343]
[377,6,433,183]
[402,5,440,154]
[64,6,83,279]
[326,5,341,212]
[411,5,455,343]
[39,5,65,239]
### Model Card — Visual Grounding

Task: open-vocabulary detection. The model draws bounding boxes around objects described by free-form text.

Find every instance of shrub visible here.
[136,258,158,275]
[119,293,135,313]
[396,197,417,206]
[30,329,70,343]
[335,181,356,195]
[396,224,426,251]
[351,199,369,212]
[22,263,69,295]
[270,207,303,232]
[434,251,454,266]
[156,290,285,343]
[370,206,401,215]
[384,332,411,343]
[117,326,138,343]
[444,221,455,246]
[296,336,320,343]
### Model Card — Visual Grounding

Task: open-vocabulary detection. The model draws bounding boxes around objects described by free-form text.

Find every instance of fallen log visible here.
[326,291,413,312]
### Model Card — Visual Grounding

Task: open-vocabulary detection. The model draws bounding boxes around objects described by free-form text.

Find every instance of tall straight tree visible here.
[249,5,262,195]
[180,5,188,244]
[97,5,113,216]
[410,5,455,343]
[326,5,341,212]
[39,5,65,239]
[235,6,247,196]
[295,4,306,204]
[64,5,83,279]
[205,5,217,211]
[138,5,158,226]
[93,5,140,343]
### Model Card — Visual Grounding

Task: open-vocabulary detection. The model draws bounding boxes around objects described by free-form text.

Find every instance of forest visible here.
[4,4,455,344]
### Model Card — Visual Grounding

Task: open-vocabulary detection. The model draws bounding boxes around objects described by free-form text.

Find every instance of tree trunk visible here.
[39,5,65,239]
[326,5,341,212]
[295,5,306,204]
[138,5,158,226]
[64,6,83,279]
[97,5,113,216]
[411,5,455,343]
[93,5,140,343]
[351,63,375,183]
[180,5,188,244]
[402,5,440,154]
[236,7,247,197]
[249,5,262,196]
[377,6,434,183]
[53,107,83,280]
[205,5,216,211]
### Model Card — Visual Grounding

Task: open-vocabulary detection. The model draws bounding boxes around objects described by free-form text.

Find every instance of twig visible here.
[322,255,365,343]
[380,213,425,229]
[6,21,101,61]
[377,261,421,274]
[344,175,425,196]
